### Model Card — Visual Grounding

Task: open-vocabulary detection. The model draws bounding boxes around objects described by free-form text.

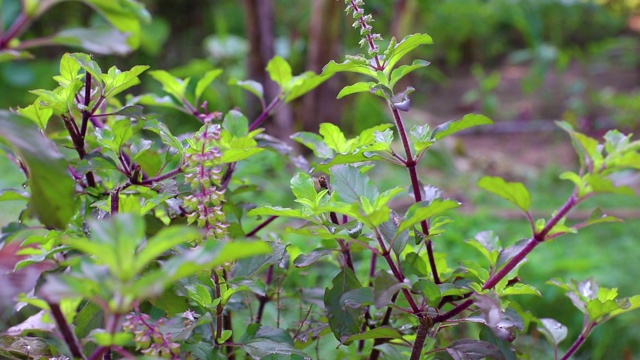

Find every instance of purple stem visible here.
[0,13,29,49]
[48,302,85,359]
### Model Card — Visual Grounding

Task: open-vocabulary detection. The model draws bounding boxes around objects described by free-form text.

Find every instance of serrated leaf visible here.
[337,82,376,99]
[68,52,103,79]
[432,114,493,140]
[143,119,184,157]
[478,176,531,212]
[398,199,460,233]
[248,205,314,222]
[285,71,329,102]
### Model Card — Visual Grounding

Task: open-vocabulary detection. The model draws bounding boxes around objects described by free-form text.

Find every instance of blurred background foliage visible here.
[1,0,639,358]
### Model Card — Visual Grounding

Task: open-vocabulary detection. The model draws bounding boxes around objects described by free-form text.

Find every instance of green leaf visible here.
[221,147,263,163]
[340,287,374,309]
[91,330,133,346]
[413,279,441,305]
[319,123,351,154]
[148,70,189,102]
[501,284,541,296]
[195,69,223,103]
[103,64,149,98]
[0,111,75,229]
[373,270,408,309]
[290,131,333,158]
[50,27,132,56]
[16,102,54,129]
[383,33,433,75]
[478,176,531,212]
[337,82,376,99]
[465,231,501,267]
[432,114,493,140]
[398,199,460,233]
[248,205,315,222]
[135,225,202,274]
[446,338,506,360]
[68,52,103,80]
[294,248,333,268]
[322,59,377,79]
[290,172,317,202]
[330,165,379,204]
[223,109,249,138]
[143,119,184,157]
[229,79,264,100]
[286,71,329,102]
[341,326,405,346]
[58,53,82,85]
[538,318,567,345]
[390,59,430,88]
[266,56,292,89]
[0,188,29,202]
[324,268,363,341]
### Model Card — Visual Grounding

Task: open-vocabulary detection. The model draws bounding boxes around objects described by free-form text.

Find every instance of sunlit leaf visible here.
[478,176,531,212]
[432,114,493,141]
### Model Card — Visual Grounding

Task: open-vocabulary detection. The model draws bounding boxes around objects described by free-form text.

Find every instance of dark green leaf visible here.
[340,287,373,309]
[373,270,408,309]
[293,248,333,268]
[446,338,506,360]
[290,131,333,158]
[324,268,363,341]
[0,111,75,229]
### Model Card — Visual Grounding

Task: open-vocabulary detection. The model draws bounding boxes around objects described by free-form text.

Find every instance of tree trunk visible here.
[300,0,343,133]
[242,0,294,139]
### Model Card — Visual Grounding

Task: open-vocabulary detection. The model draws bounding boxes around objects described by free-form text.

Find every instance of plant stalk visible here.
[48,302,86,359]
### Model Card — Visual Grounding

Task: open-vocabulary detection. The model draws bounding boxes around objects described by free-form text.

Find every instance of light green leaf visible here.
[17,102,53,129]
[337,82,376,99]
[291,131,333,158]
[538,318,567,345]
[501,284,542,296]
[229,79,264,100]
[383,33,433,75]
[322,59,377,79]
[148,70,189,102]
[248,205,313,221]
[390,59,430,88]
[290,172,317,202]
[266,56,292,89]
[143,119,184,157]
[432,114,493,140]
[286,71,329,102]
[195,69,223,103]
[68,52,103,79]
[319,123,351,154]
[478,176,531,212]
[223,109,249,138]
[135,226,202,274]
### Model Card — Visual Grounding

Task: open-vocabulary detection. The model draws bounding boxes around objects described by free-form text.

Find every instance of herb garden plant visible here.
[1,0,639,359]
